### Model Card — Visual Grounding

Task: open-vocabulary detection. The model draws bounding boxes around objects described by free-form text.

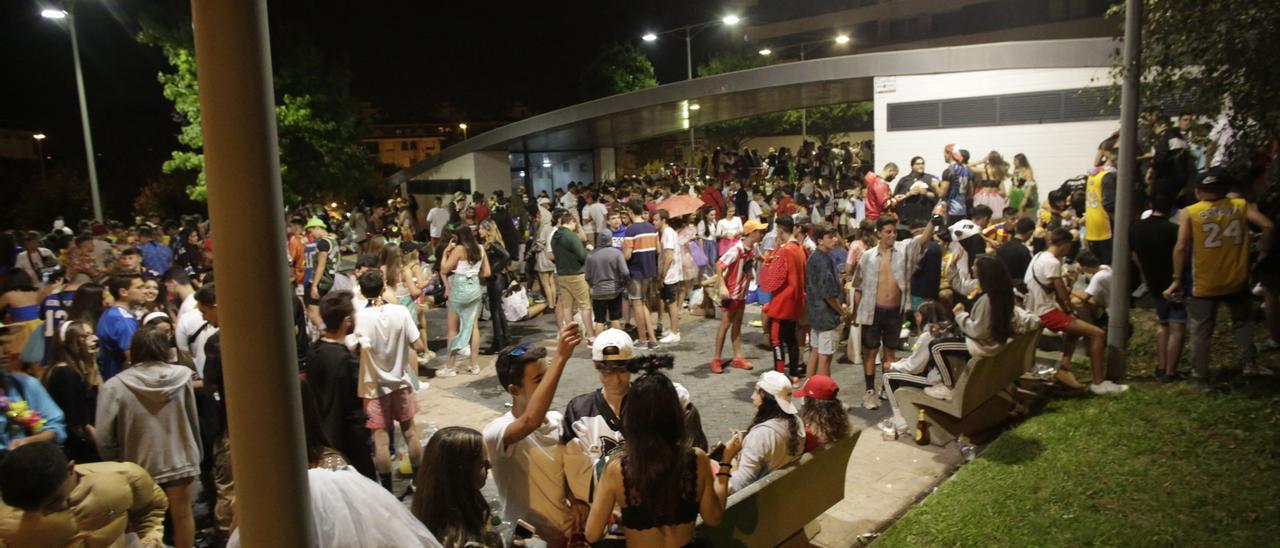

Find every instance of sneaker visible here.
[1243,363,1276,377]
[465,365,481,376]
[749,320,763,327]
[646,341,659,350]
[1089,380,1130,395]
[924,384,953,400]
[862,389,879,410]
[659,332,681,343]
[710,358,724,374]
[730,357,754,370]
[435,367,458,378]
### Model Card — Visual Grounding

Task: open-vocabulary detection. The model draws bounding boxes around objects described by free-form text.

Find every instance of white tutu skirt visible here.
[229,466,442,547]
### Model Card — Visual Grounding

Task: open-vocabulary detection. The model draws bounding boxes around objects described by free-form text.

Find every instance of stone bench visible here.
[696,431,861,547]
[894,331,1040,446]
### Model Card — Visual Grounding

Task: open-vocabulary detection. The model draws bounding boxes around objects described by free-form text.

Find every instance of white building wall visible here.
[873,67,1117,193]
[472,151,512,197]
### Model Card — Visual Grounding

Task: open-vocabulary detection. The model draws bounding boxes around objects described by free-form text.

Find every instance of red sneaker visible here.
[731,357,754,370]
[710,358,725,374]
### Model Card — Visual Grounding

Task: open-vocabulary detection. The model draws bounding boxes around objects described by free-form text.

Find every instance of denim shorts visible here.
[1154,296,1187,324]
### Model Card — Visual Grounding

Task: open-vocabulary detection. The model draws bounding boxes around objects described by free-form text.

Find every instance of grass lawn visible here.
[876,308,1280,547]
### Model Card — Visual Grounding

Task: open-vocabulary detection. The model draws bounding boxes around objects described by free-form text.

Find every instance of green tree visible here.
[697,49,791,149]
[579,42,658,100]
[138,15,373,204]
[1112,0,1280,172]
[783,102,874,145]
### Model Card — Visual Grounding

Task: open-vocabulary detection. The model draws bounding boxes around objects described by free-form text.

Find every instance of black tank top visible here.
[619,448,700,530]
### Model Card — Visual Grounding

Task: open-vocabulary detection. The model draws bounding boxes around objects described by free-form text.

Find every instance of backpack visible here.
[758,247,789,293]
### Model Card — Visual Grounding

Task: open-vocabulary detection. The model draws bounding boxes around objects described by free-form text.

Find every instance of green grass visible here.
[876,309,1280,547]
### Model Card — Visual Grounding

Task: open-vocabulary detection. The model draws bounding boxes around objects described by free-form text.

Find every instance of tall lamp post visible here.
[758,34,852,140]
[642,14,740,177]
[42,5,104,221]
[32,133,48,188]
[458,122,469,140]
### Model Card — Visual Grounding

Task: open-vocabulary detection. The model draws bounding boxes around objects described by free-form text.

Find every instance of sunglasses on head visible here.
[508,342,533,357]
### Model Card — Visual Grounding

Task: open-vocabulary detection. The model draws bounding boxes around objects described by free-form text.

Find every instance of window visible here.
[887,87,1119,131]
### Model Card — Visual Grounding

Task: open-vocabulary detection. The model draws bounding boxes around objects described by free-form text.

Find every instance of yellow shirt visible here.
[0,462,167,548]
[1084,167,1113,242]
[1187,197,1249,297]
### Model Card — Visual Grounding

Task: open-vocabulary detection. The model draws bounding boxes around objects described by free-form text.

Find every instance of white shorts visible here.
[813,329,838,356]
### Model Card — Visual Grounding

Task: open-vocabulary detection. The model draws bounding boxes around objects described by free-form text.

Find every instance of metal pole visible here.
[68,6,103,221]
[189,0,313,544]
[35,139,47,188]
[685,27,696,178]
[799,45,807,140]
[1107,0,1141,379]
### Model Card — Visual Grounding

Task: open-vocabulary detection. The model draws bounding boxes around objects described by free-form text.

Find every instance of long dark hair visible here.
[68,283,106,324]
[916,300,957,339]
[749,390,801,457]
[455,225,483,264]
[2,269,36,293]
[619,372,690,521]
[974,255,1015,342]
[800,399,850,445]
[412,427,495,548]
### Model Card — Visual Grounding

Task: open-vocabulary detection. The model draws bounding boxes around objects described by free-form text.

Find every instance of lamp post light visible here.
[458,122,468,140]
[32,133,48,187]
[42,3,103,221]
[641,14,740,177]
[755,34,854,139]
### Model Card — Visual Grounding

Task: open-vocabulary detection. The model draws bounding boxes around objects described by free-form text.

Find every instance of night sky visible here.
[1,0,749,195]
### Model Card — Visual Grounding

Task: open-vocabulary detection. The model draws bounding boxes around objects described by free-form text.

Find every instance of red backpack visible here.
[758,247,789,293]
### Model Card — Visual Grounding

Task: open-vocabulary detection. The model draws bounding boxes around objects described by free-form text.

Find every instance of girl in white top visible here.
[441,227,490,376]
[715,202,743,257]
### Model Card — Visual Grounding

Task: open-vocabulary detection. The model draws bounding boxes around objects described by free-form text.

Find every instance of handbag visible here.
[688,240,708,267]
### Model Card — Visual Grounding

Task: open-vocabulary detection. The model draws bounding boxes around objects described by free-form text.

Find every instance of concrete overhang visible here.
[388,37,1115,185]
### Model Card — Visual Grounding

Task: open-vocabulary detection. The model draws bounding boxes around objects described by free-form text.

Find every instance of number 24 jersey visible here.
[1187,197,1248,297]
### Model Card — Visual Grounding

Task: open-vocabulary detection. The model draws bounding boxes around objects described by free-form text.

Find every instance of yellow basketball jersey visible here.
[1187,197,1249,297]
[1084,168,1113,242]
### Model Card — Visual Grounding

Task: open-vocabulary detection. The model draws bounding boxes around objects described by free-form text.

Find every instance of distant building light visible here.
[758,48,772,56]
[41,9,67,19]
[688,104,700,111]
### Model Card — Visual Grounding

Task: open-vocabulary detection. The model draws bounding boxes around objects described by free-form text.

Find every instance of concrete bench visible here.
[696,431,861,547]
[894,331,1040,446]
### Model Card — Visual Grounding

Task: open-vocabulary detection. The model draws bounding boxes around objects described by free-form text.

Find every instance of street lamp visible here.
[42,3,103,221]
[835,34,850,45]
[32,133,48,188]
[458,122,468,140]
[758,48,772,56]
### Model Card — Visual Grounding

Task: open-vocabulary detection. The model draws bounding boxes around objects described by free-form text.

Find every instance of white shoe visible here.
[435,367,458,378]
[659,332,681,344]
[924,384,953,400]
[1089,380,1129,395]
[862,389,879,410]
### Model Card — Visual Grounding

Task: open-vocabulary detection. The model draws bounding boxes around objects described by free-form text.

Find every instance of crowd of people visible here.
[2,107,1277,546]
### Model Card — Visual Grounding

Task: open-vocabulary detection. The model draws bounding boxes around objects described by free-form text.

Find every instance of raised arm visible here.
[501,324,581,447]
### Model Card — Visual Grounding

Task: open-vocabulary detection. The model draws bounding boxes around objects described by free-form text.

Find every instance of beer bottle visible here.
[914,408,931,446]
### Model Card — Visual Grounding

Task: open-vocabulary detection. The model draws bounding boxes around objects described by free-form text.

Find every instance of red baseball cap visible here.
[794,375,839,400]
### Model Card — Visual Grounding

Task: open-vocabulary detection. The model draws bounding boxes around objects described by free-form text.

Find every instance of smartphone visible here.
[708,442,726,462]
[514,519,536,540]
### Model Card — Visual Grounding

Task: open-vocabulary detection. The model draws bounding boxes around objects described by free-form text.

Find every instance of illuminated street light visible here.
[40,5,103,220]
[33,133,47,141]
[41,8,67,19]
[688,104,700,111]
[835,34,850,44]
[722,14,740,25]
[642,32,658,42]
[32,133,48,187]
[758,48,772,56]
[458,122,469,139]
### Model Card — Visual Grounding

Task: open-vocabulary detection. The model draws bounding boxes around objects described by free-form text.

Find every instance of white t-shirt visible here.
[175,299,217,377]
[426,207,451,239]
[661,226,681,285]
[716,217,743,240]
[1209,117,1234,168]
[583,202,608,235]
[1085,265,1113,306]
[354,302,419,395]
[748,200,764,222]
[1024,252,1063,316]
[483,411,570,546]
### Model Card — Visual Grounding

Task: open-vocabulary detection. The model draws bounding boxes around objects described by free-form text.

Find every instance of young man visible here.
[607,210,626,249]
[863,163,898,222]
[582,191,609,247]
[561,329,633,508]
[135,225,173,276]
[353,270,424,489]
[0,442,168,547]
[96,273,145,380]
[938,145,974,225]
[15,231,57,286]
[1085,149,1118,264]
[764,215,807,384]
[1165,171,1274,377]
[193,283,233,534]
[1026,228,1128,394]
[982,207,1020,247]
[306,291,377,480]
[1130,194,1185,379]
[286,217,307,287]
[484,325,582,547]
[1070,251,1113,326]
[426,197,451,246]
[304,217,339,329]
[551,211,596,342]
[166,269,215,376]
[996,217,1037,282]
[970,204,994,230]
[711,219,768,373]
[655,209,683,343]
[853,217,936,409]
[112,247,144,275]
[585,233,629,333]
[621,201,659,348]
[805,223,850,378]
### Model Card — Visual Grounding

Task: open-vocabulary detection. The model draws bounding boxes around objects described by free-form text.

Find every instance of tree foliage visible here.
[580,42,658,100]
[138,14,373,204]
[1113,0,1280,172]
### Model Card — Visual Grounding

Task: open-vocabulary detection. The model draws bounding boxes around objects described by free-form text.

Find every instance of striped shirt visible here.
[623,222,659,280]
[717,240,755,300]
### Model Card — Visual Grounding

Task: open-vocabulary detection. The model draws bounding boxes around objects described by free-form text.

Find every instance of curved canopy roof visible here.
[388,37,1114,185]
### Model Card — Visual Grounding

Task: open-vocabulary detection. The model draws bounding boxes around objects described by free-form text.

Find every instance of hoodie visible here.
[96,362,203,484]
[729,417,805,494]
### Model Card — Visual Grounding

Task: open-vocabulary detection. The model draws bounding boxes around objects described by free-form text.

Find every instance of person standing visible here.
[354,270,426,489]
[14,231,57,286]
[805,224,849,379]
[582,192,609,249]
[96,274,145,381]
[306,291,377,480]
[442,228,491,376]
[1130,195,1186,380]
[622,201,659,348]
[479,221,512,354]
[135,226,173,277]
[426,197,451,246]
[1165,172,1275,378]
[43,320,102,464]
[551,211,596,343]
[287,217,307,287]
[764,216,807,384]
[585,233,629,333]
[863,164,898,222]
[304,217,339,329]
[655,210,684,343]
[1084,149,1118,264]
[711,220,767,373]
[853,217,936,409]
[938,145,974,224]
[995,217,1036,282]
[893,157,939,227]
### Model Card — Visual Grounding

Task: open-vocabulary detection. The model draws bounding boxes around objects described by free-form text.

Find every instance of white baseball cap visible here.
[591,328,635,362]
[756,371,798,415]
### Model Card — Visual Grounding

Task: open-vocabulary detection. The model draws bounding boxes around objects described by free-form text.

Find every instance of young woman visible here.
[67,282,107,325]
[973,151,1010,219]
[0,270,41,323]
[478,221,512,354]
[718,371,804,496]
[42,320,102,463]
[411,427,502,548]
[138,277,164,315]
[95,326,202,548]
[441,227,491,376]
[882,301,961,432]
[715,202,743,257]
[585,372,724,545]
[796,375,850,452]
[1010,153,1038,215]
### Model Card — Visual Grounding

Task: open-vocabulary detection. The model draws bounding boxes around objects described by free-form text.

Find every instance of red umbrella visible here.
[655,194,705,217]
